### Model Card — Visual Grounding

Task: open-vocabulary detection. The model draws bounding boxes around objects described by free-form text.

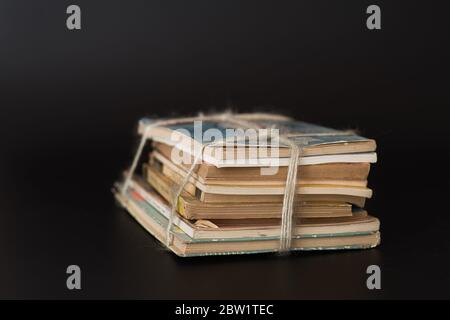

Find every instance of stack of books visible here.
[115,113,380,257]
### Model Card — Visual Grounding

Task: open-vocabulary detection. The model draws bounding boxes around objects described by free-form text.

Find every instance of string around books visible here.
[121,111,330,253]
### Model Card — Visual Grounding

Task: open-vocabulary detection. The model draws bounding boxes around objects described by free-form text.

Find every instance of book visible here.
[154,142,372,183]
[114,186,380,257]
[146,161,373,199]
[138,114,377,168]
[115,113,380,257]
[129,175,354,219]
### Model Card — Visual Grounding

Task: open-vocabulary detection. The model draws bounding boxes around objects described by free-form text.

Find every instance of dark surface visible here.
[1,0,449,299]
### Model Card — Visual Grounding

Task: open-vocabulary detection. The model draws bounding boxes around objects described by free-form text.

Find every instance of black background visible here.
[1,0,449,299]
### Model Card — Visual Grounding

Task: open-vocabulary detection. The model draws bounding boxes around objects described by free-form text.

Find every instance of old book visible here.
[150,143,370,185]
[147,160,373,199]
[154,142,372,183]
[115,113,381,257]
[129,175,353,219]
[155,152,368,188]
[144,162,366,206]
[138,113,377,168]
[114,187,380,257]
